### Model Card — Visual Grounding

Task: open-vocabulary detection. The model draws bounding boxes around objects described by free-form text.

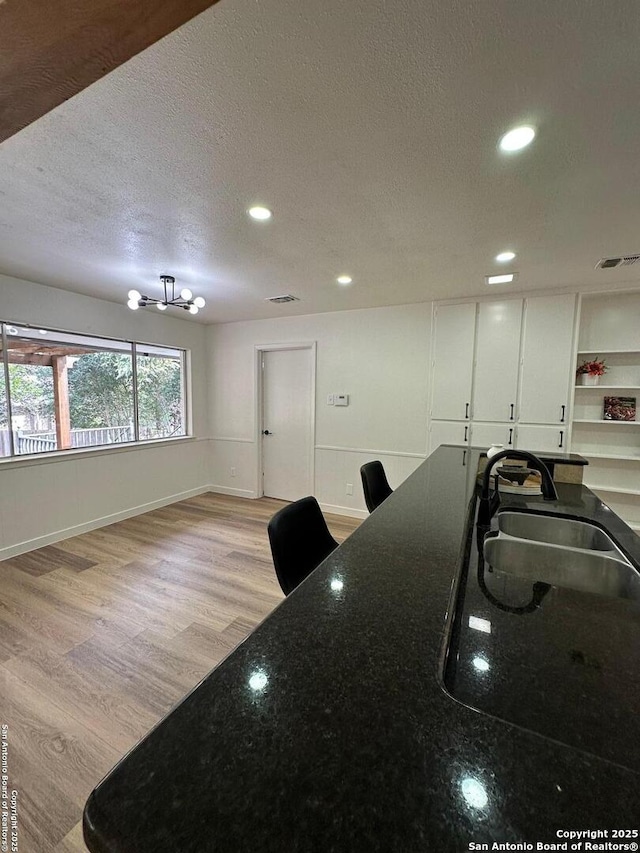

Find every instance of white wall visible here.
[207,303,432,516]
[0,274,211,558]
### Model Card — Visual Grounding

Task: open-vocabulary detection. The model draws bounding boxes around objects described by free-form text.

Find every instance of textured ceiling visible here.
[1,0,640,323]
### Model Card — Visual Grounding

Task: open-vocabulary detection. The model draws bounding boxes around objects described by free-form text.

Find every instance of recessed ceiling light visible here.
[248,206,272,221]
[499,125,536,153]
[485,273,516,285]
[495,251,516,263]
[337,275,352,285]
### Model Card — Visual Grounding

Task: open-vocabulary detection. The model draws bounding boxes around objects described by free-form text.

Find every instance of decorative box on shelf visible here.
[603,396,636,421]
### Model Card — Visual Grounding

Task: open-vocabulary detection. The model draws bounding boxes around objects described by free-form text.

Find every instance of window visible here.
[136,345,186,440]
[0,361,8,458]
[1,323,187,457]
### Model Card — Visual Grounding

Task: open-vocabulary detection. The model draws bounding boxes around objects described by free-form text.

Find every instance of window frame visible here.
[0,319,190,462]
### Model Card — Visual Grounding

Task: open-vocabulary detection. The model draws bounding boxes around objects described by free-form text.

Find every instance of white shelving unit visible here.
[571,294,640,531]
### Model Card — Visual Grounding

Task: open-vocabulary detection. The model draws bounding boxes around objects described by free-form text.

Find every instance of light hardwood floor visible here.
[0,493,360,852]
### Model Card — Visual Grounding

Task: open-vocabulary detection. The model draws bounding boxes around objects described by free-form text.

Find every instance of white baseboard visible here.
[209,484,258,499]
[319,502,367,520]
[0,485,212,562]
[0,485,361,562]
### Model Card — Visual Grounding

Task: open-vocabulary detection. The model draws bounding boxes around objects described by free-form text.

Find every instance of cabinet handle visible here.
[509,403,515,421]
[560,404,565,423]
[508,428,513,446]
[465,402,470,419]
[559,430,564,448]
[464,426,468,442]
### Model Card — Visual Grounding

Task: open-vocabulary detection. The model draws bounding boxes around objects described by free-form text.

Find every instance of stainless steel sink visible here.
[497,512,618,553]
[483,535,640,600]
[483,511,640,601]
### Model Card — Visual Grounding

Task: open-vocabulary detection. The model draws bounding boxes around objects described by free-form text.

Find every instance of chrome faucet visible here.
[477,449,558,527]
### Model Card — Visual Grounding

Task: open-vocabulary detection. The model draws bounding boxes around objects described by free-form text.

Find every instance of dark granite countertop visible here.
[83,447,640,853]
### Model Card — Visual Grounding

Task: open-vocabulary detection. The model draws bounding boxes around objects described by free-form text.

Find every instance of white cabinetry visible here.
[431,303,476,421]
[516,424,567,454]
[429,420,470,453]
[519,294,576,425]
[429,293,579,460]
[473,300,523,423]
[470,422,516,450]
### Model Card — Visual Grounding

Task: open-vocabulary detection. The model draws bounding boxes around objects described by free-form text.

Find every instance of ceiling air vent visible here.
[265,294,300,304]
[597,255,640,269]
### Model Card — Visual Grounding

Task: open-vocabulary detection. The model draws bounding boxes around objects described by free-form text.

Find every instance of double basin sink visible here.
[483,512,640,600]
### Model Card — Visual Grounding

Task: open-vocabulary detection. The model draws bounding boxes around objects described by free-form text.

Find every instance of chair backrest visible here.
[360,461,393,513]
[267,496,339,595]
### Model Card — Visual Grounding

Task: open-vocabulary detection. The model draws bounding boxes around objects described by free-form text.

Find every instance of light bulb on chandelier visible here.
[126,276,206,314]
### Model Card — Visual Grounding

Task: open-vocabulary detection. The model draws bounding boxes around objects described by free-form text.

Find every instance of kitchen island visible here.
[83,446,640,852]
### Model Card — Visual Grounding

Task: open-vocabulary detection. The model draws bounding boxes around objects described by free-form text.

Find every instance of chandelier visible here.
[127,275,206,314]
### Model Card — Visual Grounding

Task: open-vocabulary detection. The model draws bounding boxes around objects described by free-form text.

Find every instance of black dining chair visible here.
[360,460,393,513]
[267,496,339,596]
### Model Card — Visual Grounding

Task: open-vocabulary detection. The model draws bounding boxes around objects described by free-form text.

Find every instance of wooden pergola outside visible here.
[1,339,96,450]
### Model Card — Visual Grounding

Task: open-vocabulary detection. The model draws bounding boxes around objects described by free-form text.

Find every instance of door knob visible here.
[262,429,273,436]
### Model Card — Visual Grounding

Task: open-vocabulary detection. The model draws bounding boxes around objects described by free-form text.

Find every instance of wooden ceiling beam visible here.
[2,352,53,367]
[0,0,222,144]
[2,341,97,357]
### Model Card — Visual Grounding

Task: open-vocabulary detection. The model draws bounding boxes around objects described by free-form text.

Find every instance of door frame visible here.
[254,341,317,499]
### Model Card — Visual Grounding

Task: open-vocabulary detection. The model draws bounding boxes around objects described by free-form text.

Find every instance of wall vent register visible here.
[597,255,640,269]
[265,295,300,304]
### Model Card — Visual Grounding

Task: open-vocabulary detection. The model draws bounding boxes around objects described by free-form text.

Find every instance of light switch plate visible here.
[335,394,349,406]
[327,394,335,405]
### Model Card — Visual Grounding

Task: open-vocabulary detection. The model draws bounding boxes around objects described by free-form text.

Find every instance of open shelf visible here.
[577,349,640,355]
[575,295,640,533]
[574,385,640,390]
[573,419,639,425]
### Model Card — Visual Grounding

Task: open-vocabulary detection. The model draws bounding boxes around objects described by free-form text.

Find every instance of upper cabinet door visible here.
[519,294,577,424]
[431,302,477,421]
[473,300,523,422]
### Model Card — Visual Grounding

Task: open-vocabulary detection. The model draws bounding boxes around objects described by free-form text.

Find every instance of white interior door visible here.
[262,347,313,501]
